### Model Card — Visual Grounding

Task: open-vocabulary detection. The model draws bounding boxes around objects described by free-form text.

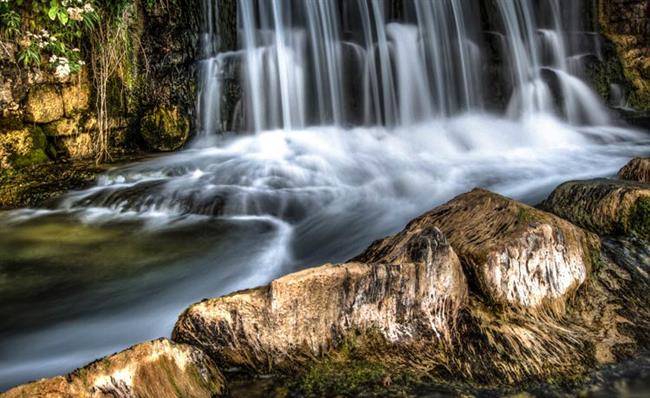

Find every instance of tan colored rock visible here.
[57,133,94,159]
[61,83,90,116]
[541,179,650,240]
[1,338,226,398]
[24,85,64,124]
[173,228,467,371]
[618,157,650,183]
[44,117,81,137]
[377,189,600,311]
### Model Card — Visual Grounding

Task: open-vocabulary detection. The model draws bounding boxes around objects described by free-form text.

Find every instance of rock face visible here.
[0,128,49,171]
[1,338,225,398]
[618,157,650,183]
[541,179,650,240]
[24,85,65,124]
[173,228,468,371]
[379,189,599,311]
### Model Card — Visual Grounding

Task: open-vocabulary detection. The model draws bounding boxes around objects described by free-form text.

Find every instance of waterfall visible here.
[198,0,613,134]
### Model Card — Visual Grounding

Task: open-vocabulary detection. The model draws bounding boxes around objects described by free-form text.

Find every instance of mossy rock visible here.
[541,178,650,241]
[24,85,65,123]
[0,127,50,171]
[140,107,190,152]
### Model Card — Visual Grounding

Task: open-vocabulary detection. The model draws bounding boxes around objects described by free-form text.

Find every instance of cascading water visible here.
[1,0,648,391]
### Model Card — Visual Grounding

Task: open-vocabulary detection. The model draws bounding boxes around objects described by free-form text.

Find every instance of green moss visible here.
[517,208,537,225]
[629,197,650,240]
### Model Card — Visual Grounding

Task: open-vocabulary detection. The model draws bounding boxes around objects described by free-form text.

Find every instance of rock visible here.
[24,85,64,124]
[541,179,650,240]
[383,189,600,311]
[57,133,94,159]
[173,227,467,371]
[141,107,190,152]
[44,116,81,137]
[1,338,226,398]
[61,83,90,116]
[0,128,49,171]
[618,157,650,183]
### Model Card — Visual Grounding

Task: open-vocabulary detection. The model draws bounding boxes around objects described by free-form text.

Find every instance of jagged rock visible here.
[24,85,64,124]
[379,189,600,311]
[0,338,226,398]
[141,107,190,152]
[618,157,650,183]
[541,179,650,240]
[173,228,468,371]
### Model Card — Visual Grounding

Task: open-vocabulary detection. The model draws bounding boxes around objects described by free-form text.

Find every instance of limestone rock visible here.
[1,338,226,398]
[618,157,650,183]
[57,133,94,159]
[376,189,600,311]
[24,85,64,124]
[141,107,190,152]
[541,179,650,240]
[44,117,81,137]
[61,83,90,116]
[0,128,49,170]
[173,228,467,371]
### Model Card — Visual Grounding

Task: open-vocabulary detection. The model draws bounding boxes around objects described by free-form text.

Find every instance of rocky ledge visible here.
[2,339,225,398]
[2,158,649,397]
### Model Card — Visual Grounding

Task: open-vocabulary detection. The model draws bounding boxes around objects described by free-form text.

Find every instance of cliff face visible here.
[597,0,650,111]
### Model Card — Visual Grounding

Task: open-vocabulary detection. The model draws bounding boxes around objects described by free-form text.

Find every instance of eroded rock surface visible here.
[1,338,225,398]
[541,179,650,241]
[173,228,468,371]
[618,157,650,183]
[372,189,600,311]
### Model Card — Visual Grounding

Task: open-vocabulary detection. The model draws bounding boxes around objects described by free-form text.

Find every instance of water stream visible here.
[1,0,649,391]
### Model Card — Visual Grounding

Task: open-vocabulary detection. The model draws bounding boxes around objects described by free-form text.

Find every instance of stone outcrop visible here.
[1,339,225,398]
[598,0,650,111]
[541,179,650,240]
[368,189,599,312]
[141,107,191,152]
[173,227,468,371]
[0,128,49,171]
[618,157,650,183]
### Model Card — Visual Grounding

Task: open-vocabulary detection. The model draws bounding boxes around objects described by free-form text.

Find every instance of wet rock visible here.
[618,157,650,183]
[141,106,190,152]
[385,189,600,311]
[1,338,226,398]
[57,133,94,159]
[24,85,64,124]
[173,228,467,371]
[541,179,650,240]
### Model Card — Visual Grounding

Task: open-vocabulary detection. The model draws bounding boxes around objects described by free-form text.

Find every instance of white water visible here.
[1,0,649,392]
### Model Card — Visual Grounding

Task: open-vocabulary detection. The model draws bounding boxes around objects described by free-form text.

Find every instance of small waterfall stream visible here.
[1,0,649,391]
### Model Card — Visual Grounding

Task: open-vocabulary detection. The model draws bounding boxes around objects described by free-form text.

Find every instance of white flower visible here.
[55,63,71,79]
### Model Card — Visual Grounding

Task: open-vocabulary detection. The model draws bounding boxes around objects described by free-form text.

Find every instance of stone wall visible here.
[0,0,201,175]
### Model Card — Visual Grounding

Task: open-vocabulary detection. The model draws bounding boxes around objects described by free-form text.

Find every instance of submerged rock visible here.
[376,189,599,311]
[173,227,468,371]
[541,179,650,241]
[1,338,225,398]
[618,157,650,184]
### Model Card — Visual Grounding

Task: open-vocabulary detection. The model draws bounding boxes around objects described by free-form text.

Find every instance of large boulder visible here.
[541,179,650,241]
[24,85,65,124]
[61,83,90,116]
[1,338,225,398]
[618,157,650,183]
[141,106,190,152]
[386,189,600,311]
[173,228,468,371]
